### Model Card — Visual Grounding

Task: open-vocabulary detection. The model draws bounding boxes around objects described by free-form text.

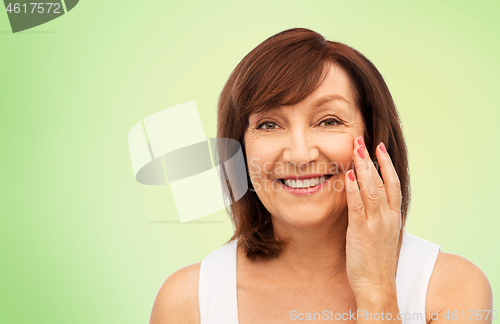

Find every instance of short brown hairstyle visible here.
[217,28,409,260]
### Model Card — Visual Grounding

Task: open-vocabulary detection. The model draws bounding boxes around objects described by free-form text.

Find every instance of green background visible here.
[1,0,498,322]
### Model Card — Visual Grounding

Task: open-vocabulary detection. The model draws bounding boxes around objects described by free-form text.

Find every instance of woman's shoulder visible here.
[426,251,493,320]
[149,241,237,323]
[149,262,201,324]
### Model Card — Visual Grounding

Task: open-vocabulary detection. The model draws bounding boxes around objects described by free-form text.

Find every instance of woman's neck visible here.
[269,209,349,283]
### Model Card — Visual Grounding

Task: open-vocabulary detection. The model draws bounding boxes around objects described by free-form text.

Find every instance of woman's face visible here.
[244,63,365,229]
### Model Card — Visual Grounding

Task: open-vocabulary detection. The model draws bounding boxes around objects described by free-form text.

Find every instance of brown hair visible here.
[217,28,409,260]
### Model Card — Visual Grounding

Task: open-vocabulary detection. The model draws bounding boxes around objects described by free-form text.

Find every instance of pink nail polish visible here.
[357,144,365,159]
[357,136,365,146]
[380,142,387,153]
[348,170,355,181]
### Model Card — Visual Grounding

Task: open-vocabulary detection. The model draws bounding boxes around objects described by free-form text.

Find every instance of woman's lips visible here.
[280,173,328,180]
[276,175,333,196]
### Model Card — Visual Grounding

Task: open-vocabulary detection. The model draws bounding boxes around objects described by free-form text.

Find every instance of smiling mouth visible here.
[278,175,333,189]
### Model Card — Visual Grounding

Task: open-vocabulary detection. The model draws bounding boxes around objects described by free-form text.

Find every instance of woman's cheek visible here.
[245,141,278,190]
[249,136,282,173]
[316,131,355,172]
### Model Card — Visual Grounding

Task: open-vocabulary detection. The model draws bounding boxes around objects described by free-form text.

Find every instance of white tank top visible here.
[198,230,440,324]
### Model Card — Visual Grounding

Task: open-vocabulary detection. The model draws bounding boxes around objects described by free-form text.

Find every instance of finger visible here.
[345,169,367,229]
[375,141,402,213]
[352,136,387,217]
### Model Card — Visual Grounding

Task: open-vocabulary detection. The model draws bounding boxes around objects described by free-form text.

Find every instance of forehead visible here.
[305,63,358,111]
[251,63,359,119]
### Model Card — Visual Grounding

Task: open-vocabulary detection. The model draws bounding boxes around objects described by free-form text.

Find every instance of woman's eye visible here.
[319,118,341,127]
[258,121,280,130]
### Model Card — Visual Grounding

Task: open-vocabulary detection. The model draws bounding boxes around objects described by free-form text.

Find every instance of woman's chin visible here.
[274,211,334,229]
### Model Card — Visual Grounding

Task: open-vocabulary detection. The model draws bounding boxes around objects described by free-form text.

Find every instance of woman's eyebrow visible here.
[311,94,353,110]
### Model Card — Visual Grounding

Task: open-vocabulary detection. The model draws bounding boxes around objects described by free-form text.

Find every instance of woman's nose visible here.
[282,131,320,168]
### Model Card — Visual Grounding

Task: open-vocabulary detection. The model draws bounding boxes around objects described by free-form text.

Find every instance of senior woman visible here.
[150,28,492,324]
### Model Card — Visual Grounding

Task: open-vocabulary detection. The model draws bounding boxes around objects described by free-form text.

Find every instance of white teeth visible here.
[282,176,330,189]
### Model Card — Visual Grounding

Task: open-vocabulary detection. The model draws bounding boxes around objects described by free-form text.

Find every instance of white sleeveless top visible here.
[198,230,440,324]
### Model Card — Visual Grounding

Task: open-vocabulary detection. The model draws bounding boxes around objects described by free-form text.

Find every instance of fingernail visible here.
[357,144,365,159]
[348,170,355,181]
[379,142,387,153]
[357,136,365,146]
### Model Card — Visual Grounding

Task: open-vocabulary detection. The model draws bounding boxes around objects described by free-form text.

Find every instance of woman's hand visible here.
[344,135,402,309]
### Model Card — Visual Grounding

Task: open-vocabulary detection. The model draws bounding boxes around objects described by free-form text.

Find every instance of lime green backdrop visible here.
[1,1,498,322]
